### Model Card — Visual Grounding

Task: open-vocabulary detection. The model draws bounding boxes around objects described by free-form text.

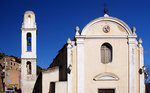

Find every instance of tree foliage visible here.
[0,53,7,59]
[145,66,150,83]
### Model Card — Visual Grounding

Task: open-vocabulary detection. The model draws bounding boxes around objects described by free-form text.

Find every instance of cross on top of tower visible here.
[104,3,108,14]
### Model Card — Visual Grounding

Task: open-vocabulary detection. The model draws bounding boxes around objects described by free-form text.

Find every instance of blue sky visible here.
[0,0,150,69]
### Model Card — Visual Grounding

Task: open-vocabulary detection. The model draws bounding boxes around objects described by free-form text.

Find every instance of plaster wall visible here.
[84,38,129,93]
[55,81,67,93]
[42,68,59,93]
[6,69,21,89]
[84,21,128,36]
[82,21,129,93]
[72,48,77,93]
[22,80,36,93]
[135,47,140,93]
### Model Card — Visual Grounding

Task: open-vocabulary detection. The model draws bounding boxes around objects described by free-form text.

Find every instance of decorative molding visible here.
[81,17,133,35]
[104,14,109,17]
[128,35,137,38]
[21,58,37,61]
[75,26,80,36]
[76,38,84,93]
[139,44,145,93]
[67,39,72,93]
[21,28,37,31]
[128,37,136,93]
[75,35,137,39]
[76,35,128,39]
[93,73,119,81]
[103,25,110,33]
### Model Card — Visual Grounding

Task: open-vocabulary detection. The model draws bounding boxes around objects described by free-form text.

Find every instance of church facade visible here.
[32,12,145,93]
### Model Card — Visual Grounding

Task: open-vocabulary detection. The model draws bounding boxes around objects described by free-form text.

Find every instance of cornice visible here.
[81,16,133,35]
[21,28,37,31]
[21,58,37,60]
[75,35,131,39]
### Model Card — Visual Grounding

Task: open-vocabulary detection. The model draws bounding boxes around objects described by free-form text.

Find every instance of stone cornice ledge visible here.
[76,35,129,39]
[75,35,138,39]
[21,58,37,60]
[21,28,37,31]
[128,35,137,38]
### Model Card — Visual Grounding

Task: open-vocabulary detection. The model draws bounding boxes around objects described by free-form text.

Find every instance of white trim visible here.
[75,35,137,39]
[128,38,136,93]
[93,73,119,81]
[75,35,127,39]
[67,43,72,93]
[139,44,145,93]
[76,38,84,93]
[81,17,132,35]
[21,28,37,31]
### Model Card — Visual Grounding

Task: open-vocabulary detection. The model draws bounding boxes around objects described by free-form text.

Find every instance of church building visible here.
[30,11,145,93]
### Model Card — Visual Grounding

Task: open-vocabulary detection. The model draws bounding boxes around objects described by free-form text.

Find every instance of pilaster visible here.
[138,39,145,93]
[128,37,136,93]
[76,37,84,93]
[67,38,72,93]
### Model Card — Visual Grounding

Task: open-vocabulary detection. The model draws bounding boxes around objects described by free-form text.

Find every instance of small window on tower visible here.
[27,33,32,51]
[28,15,31,24]
[26,61,32,75]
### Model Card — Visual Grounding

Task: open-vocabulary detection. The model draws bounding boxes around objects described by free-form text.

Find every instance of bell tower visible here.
[21,11,37,93]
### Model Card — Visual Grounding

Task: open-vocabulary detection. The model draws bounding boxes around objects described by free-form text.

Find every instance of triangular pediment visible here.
[93,73,119,81]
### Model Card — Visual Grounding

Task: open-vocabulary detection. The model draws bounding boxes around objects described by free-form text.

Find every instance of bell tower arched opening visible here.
[27,33,32,51]
[26,61,32,75]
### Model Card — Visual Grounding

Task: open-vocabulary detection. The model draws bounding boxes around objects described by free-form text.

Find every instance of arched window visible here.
[101,43,112,64]
[26,61,32,75]
[27,33,32,51]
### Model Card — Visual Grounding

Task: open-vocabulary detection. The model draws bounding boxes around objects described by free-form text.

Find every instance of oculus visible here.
[103,25,110,33]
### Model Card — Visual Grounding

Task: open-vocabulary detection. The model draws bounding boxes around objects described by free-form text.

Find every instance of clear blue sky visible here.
[0,0,150,69]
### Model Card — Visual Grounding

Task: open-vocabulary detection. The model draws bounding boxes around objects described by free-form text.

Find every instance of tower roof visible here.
[24,11,35,15]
